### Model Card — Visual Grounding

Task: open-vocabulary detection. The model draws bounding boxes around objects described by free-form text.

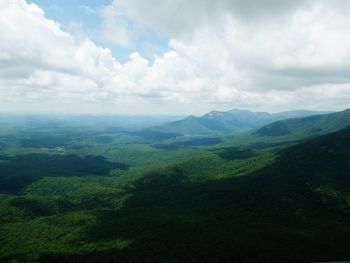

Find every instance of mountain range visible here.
[143,109,330,137]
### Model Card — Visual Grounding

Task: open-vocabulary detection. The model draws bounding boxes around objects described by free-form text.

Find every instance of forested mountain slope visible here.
[146,109,328,137]
[222,109,350,147]
[256,109,350,138]
[1,125,350,262]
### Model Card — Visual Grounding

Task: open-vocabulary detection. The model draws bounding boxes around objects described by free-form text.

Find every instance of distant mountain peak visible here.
[204,111,224,118]
[147,108,334,137]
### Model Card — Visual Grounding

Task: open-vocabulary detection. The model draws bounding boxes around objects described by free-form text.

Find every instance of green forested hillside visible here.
[256,109,350,138]
[1,119,350,262]
[148,109,328,137]
[221,109,350,148]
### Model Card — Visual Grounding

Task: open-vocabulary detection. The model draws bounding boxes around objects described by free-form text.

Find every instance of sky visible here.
[1,0,350,115]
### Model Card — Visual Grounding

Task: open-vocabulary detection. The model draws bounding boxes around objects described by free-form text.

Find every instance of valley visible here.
[0,109,350,262]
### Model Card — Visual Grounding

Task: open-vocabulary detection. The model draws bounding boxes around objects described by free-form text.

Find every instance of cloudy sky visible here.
[1,0,350,115]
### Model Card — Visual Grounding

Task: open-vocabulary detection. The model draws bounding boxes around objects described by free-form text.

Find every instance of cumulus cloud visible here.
[100,6,137,47]
[106,0,311,38]
[101,0,350,111]
[1,0,350,114]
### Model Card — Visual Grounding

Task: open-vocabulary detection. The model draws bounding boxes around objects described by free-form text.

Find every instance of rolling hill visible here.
[3,125,348,262]
[90,126,350,262]
[1,109,350,263]
[256,109,350,138]
[145,109,329,137]
[220,109,350,148]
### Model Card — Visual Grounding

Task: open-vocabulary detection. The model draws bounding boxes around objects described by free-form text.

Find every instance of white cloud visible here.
[105,0,311,38]
[0,0,121,105]
[1,0,350,114]
[100,6,135,47]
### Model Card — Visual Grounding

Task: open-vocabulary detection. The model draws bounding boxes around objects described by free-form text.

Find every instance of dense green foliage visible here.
[152,137,222,150]
[0,154,128,193]
[220,109,350,149]
[0,111,349,262]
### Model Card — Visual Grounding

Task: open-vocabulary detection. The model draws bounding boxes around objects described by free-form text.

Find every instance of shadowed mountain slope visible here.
[7,126,349,263]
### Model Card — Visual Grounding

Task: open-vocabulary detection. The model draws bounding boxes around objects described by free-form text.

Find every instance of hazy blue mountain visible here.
[0,114,185,131]
[146,109,330,137]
